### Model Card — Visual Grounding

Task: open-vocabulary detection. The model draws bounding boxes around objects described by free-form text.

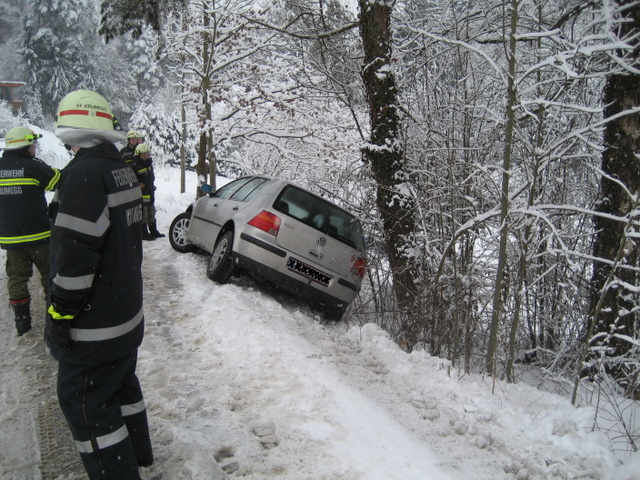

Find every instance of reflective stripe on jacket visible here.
[119,144,135,164]
[49,143,145,365]
[131,155,155,202]
[0,150,60,249]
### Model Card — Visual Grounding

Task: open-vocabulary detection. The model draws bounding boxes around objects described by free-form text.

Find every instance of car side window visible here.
[213,178,252,199]
[229,177,269,202]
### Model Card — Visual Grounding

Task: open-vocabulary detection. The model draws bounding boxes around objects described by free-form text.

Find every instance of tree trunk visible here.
[358,0,419,344]
[195,3,213,198]
[486,0,519,377]
[196,130,208,197]
[179,12,188,195]
[180,86,187,194]
[589,0,640,397]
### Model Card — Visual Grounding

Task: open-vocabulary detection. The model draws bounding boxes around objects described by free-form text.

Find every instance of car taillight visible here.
[351,255,367,277]
[248,210,281,236]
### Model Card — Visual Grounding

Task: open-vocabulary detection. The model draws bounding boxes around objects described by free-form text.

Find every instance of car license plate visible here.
[287,257,331,286]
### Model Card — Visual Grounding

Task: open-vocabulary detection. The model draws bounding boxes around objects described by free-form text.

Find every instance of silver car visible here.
[169,176,367,319]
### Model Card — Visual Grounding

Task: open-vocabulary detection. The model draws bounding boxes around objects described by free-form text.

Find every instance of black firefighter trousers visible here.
[56,351,153,480]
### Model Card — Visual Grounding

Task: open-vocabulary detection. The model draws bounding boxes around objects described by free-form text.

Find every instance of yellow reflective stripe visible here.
[45,168,61,191]
[0,230,50,244]
[0,178,39,187]
[75,425,129,454]
[138,167,149,174]
[6,134,41,145]
[47,304,74,320]
[0,168,59,190]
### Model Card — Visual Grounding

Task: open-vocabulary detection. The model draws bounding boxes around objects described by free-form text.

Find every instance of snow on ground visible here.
[1,131,639,479]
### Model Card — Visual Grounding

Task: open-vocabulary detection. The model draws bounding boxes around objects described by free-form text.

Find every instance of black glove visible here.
[45,305,74,349]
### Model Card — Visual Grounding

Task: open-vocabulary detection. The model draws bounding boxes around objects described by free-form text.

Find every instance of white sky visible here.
[0,129,639,480]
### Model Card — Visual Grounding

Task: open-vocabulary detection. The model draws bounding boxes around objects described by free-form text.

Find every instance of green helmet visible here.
[135,143,150,155]
[55,90,120,131]
[127,130,141,139]
[4,126,42,150]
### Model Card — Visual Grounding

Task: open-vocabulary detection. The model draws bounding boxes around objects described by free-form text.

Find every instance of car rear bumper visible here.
[234,233,358,310]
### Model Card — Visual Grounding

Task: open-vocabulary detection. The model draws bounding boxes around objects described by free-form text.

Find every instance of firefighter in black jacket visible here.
[45,90,153,480]
[119,129,142,164]
[0,126,60,335]
[131,143,165,240]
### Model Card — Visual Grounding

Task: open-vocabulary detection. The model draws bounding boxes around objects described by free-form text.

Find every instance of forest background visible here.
[0,0,639,452]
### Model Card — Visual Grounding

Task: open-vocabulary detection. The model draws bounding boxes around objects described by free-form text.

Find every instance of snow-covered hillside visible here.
[1,131,639,479]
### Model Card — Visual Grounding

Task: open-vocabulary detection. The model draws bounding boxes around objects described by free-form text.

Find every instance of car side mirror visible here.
[200,184,214,195]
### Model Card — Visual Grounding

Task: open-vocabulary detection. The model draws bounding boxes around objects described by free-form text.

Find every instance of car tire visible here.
[169,212,197,253]
[206,230,235,283]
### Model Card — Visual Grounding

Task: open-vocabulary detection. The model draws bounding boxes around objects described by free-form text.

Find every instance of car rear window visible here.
[273,185,365,251]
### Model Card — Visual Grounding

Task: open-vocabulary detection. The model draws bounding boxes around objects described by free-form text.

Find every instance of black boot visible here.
[142,224,156,241]
[149,222,165,238]
[10,298,32,336]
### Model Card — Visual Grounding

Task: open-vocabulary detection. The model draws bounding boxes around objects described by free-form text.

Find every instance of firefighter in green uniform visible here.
[0,126,60,335]
[131,143,165,240]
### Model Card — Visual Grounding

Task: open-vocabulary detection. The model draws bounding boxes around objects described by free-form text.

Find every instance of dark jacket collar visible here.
[72,143,121,163]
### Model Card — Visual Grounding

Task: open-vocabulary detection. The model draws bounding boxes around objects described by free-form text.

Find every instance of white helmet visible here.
[54,89,126,147]
[3,126,42,150]
[135,143,150,155]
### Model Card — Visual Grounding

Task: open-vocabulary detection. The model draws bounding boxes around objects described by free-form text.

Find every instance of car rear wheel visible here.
[206,230,235,283]
[169,212,197,253]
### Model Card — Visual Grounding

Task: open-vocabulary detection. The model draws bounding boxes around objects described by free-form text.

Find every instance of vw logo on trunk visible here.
[317,236,326,246]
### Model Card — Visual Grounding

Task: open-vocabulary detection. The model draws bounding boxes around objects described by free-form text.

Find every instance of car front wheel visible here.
[169,212,197,253]
[206,230,235,283]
